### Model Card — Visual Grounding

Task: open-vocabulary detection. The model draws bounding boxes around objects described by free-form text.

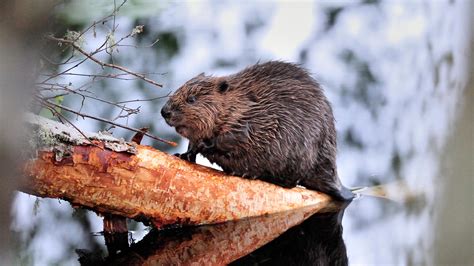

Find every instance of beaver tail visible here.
[331,185,355,201]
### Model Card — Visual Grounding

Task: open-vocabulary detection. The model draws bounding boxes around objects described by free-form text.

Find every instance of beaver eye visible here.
[186,95,197,104]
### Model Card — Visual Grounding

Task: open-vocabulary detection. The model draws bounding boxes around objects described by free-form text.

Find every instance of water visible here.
[12,1,473,265]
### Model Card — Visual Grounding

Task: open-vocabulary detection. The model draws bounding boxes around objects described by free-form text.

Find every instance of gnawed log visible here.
[22,114,342,228]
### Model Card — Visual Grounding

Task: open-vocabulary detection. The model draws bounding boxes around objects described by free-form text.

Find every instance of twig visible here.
[38,84,138,114]
[40,57,89,84]
[35,83,163,121]
[40,98,177,146]
[105,37,160,50]
[34,0,174,148]
[40,72,138,81]
[46,35,163,88]
[70,0,128,45]
[43,104,103,149]
[116,95,170,104]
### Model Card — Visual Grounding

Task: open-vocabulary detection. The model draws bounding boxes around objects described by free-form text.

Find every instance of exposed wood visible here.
[102,128,148,253]
[22,114,341,228]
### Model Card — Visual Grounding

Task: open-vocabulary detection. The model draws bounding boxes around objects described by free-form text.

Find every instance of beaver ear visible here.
[218,80,229,93]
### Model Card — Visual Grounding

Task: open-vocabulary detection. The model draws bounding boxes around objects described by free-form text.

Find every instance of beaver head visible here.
[161,73,233,142]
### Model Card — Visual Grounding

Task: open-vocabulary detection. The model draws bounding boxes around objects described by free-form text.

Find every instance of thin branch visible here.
[70,0,128,44]
[44,104,103,149]
[39,98,177,146]
[34,0,173,150]
[38,84,136,112]
[40,52,77,66]
[40,57,89,84]
[106,37,160,50]
[116,95,170,104]
[93,26,159,54]
[41,31,116,84]
[46,35,163,88]
[36,83,160,121]
[40,72,138,81]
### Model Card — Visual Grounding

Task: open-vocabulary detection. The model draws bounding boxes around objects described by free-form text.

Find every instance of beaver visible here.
[161,61,354,201]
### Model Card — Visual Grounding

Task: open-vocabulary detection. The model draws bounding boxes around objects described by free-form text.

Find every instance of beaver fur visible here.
[161,61,353,201]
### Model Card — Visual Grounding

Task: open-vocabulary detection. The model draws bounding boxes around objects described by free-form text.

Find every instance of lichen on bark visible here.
[25,113,137,162]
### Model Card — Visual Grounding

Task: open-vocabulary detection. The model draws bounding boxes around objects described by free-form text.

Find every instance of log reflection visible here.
[232,203,350,266]
[85,203,344,265]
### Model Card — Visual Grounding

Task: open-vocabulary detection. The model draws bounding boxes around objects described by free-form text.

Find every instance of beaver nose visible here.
[161,105,172,119]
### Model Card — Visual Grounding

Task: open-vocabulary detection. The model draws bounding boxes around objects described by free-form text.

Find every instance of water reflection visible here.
[232,205,350,266]
[79,204,345,265]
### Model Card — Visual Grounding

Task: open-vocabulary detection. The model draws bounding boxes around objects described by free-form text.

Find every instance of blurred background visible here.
[1,0,472,265]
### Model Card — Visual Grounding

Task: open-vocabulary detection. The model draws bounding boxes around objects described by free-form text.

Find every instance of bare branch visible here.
[38,98,177,146]
[116,95,170,104]
[34,0,173,151]
[45,35,163,88]
[44,105,103,149]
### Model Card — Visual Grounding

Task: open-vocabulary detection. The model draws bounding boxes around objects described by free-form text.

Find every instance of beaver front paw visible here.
[174,151,197,163]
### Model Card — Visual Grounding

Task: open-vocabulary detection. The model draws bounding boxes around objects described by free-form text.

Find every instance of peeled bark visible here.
[22,114,341,228]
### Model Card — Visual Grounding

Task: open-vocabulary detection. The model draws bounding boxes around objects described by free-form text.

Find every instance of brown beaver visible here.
[161,61,353,201]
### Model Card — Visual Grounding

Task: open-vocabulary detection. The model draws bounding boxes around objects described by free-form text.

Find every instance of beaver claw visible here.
[174,151,196,163]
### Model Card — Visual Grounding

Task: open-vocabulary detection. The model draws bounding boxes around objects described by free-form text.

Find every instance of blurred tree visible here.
[0,0,54,262]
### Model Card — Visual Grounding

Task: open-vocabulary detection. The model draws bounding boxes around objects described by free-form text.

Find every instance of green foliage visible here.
[38,95,64,119]
[38,108,54,119]
[155,31,180,58]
